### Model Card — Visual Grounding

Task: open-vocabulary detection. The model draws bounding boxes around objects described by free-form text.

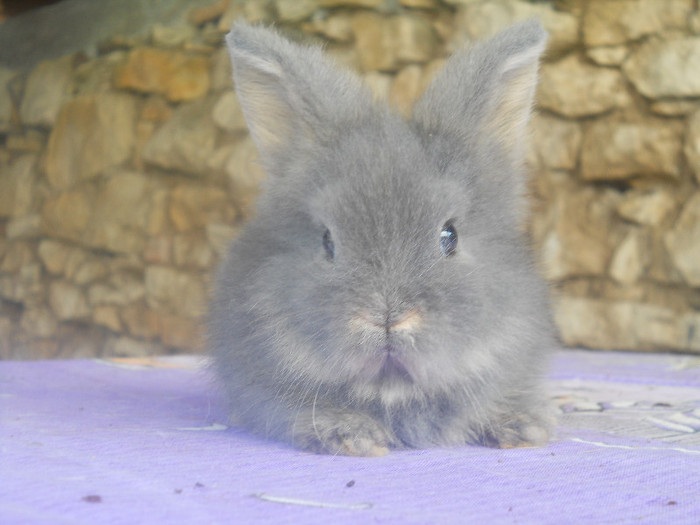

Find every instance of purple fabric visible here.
[1,350,699,524]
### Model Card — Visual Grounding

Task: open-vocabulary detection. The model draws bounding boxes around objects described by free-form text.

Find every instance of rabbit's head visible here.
[224,21,549,408]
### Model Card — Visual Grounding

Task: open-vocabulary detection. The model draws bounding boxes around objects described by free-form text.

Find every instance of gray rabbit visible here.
[209,20,556,456]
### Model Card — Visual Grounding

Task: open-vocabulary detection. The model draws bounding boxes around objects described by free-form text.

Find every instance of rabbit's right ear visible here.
[412,20,547,164]
[226,23,373,173]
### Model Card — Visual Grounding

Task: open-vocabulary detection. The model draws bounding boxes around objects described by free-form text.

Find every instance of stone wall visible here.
[1,0,699,359]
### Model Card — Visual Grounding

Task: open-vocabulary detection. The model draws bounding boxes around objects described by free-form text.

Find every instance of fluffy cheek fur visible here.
[265,254,496,408]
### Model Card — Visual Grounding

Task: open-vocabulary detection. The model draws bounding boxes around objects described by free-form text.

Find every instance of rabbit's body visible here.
[209,20,555,456]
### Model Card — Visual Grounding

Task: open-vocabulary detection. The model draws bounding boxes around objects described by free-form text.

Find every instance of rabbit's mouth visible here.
[376,347,412,383]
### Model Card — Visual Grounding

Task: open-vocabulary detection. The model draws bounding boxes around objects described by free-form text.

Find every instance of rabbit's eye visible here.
[323,229,335,261]
[440,222,457,257]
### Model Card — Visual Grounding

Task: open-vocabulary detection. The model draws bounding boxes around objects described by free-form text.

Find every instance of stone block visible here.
[664,192,700,287]
[144,265,206,318]
[616,189,677,227]
[142,98,219,175]
[581,117,683,181]
[623,37,700,99]
[212,90,247,132]
[527,114,581,171]
[0,67,17,131]
[0,154,37,218]
[449,0,578,57]
[609,229,650,285]
[537,54,630,118]
[45,93,137,190]
[685,110,700,183]
[115,47,210,102]
[540,182,623,280]
[169,184,234,232]
[583,0,693,46]
[351,12,436,72]
[19,55,74,128]
[49,281,90,321]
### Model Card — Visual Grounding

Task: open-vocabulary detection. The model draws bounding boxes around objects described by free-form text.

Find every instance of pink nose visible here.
[353,310,422,333]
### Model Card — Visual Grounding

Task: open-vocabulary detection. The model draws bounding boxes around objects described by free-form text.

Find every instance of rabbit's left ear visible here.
[226,23,374,175]
[412,20,547,160]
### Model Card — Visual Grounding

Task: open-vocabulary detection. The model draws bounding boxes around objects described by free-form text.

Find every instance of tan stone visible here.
[19,55,74,128]
[583,0,693,46]
[219,0,273,30]
[189,0,230,26]
[0,67,17,131]
[206,222,238,256]
[144,235,172,265]
[275,0,318,21]
[169,184,234,232]
[87,171,167,254]
[351,12,436,72]
[49,281,90,321]
[363,72,393,101]
[664,192,700,287]
[527,114,581,171]
[540,182,623,280]
[686,110,700,182]
[41,188,96,243]
[93,305,122,332]
[212,90,247,132]
[159,314,203,351]
[0,154,37,218]
[104,336,159,357]
[616,189,677,227]
[20,307,57,338]
[319,0,384,6]
[305,14,353,42]
[586,45,629,66]
[142,98,219,175]
[144,265,206,318]
[0,241,34,274]
[45,93,137,190]
[115,47,210,102]
[6,130,44,153]
[537,55,629,118]
[73,52,128,96]
[609,229,650,285]
[38,240,72,276]
[555,296,700,353]
[651,100,700,117]
[7,214,41,239]
[69,256,110,286]
[389,60,444,114]
[43,171,166,255]
[400,0,438,7]
[449,1,578,57]
[88,273,145,307]
[210,47,234,92]
[0,255,43,304]
[390,65,424,115]
[623,37,700,99]
[173,234,214,269]
[581,118,684,181]
[150,24,197,47]
[121,302,162,340]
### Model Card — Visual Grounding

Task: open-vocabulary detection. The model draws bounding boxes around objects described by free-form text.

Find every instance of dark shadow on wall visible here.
[0,0,221,69]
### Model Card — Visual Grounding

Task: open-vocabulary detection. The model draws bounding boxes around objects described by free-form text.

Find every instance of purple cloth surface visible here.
[1,350,699,524]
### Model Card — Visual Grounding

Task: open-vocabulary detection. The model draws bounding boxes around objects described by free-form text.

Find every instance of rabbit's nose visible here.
[351,310,422,334]
[387,310,422,333]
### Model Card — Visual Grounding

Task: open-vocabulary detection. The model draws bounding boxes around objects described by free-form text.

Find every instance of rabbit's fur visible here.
[209,20,555,456]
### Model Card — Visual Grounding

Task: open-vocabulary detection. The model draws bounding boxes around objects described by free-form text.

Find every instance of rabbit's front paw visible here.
[293,409,391,456]
[483,409,553,449]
